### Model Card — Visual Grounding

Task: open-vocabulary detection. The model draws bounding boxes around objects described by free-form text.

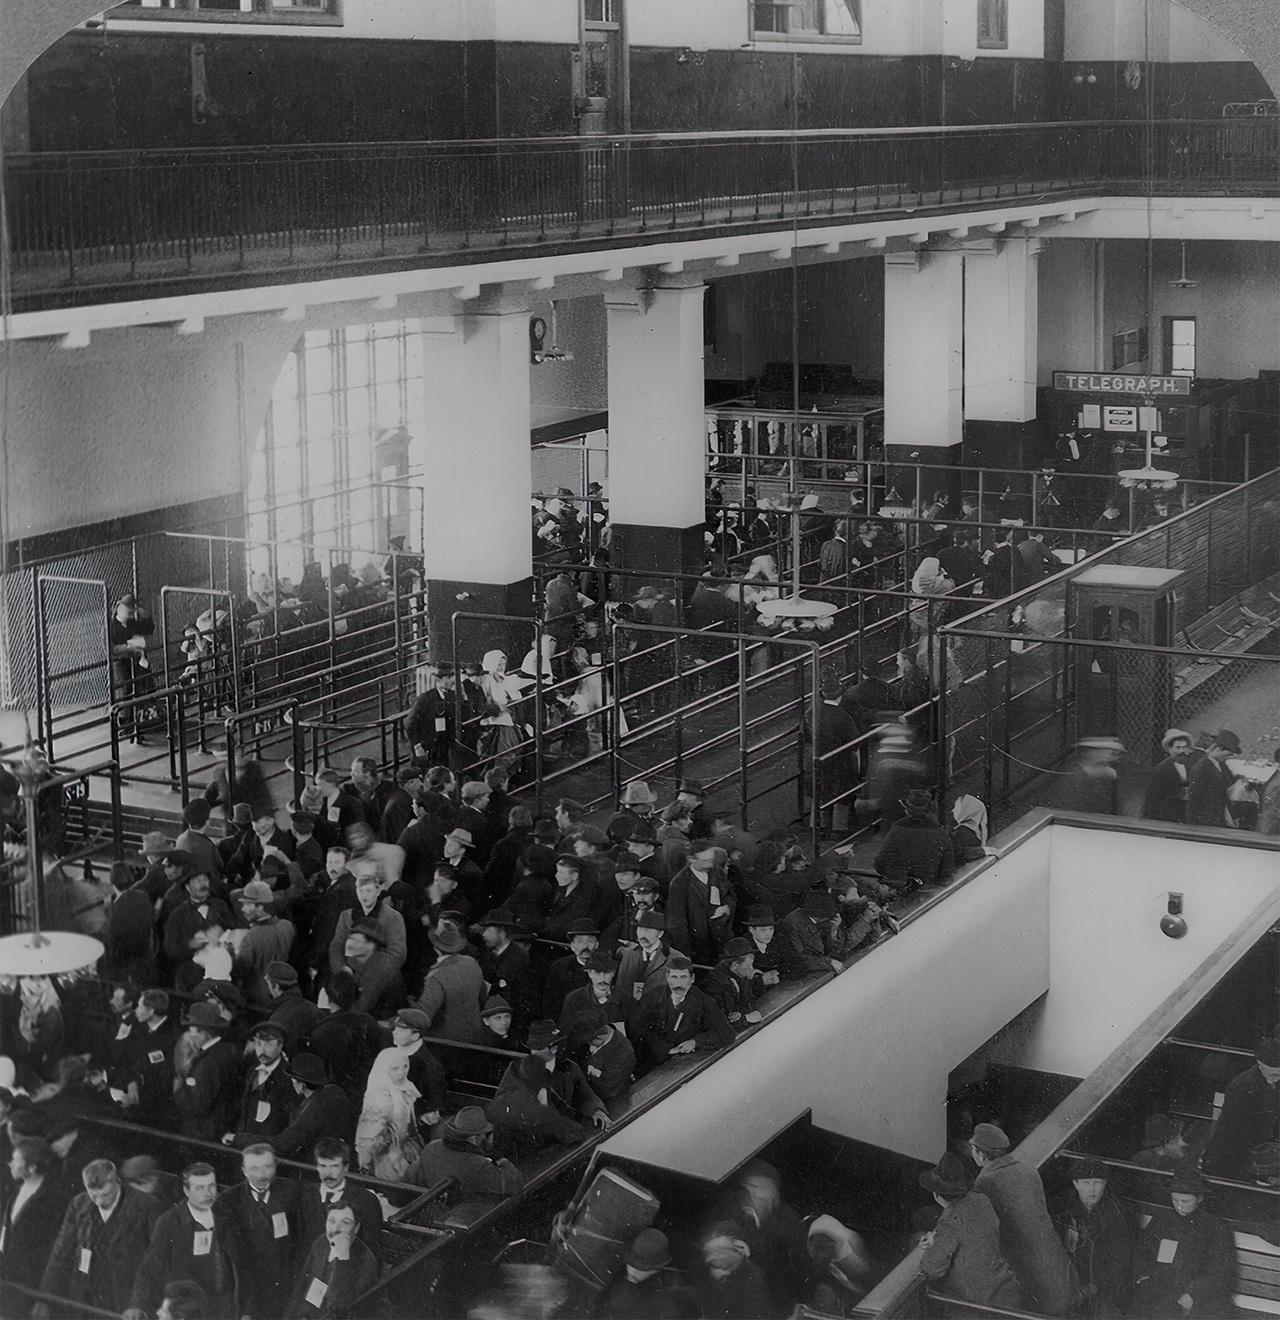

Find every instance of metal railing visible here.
[6,119,1276,305]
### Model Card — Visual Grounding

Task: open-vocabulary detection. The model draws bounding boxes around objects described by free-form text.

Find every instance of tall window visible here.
[249,321,424,582]
[1163,317,1196,377]
[753,0,862,41]
[977,0,1008,49]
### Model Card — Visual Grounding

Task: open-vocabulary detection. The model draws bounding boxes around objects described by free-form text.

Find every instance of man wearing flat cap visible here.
[1132,1169,1235,1318]
[969,1123,1079,1315]
[406,1106,524,1198]
[266,960,325,1054]
[226,1021,293,1142]
[1186,729,1243,829]
[1051,1159,1135,1318]
[172,1002,242,1141]
[918,1153,1023,1311]
[1203,1035,1280,1180]
[414,921,486,1042]
[631,955,733,1071]
[235,879,296,1006]
[333,918,405,1017]
[1142,729,1197,824]
[776,889,844,978]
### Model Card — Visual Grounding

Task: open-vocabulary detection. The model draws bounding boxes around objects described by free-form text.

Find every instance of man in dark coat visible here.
[309,971,391,1102]
[489,1023,607,1157]
[378,767,422,845]
[918,1155,1024,1311]
[298,1138,384,1259]
[873,789,957,896]
[0,1138,69,1315]
[600,1229,685,1320]
[172,1002,242,1141]
[970,1123,1079,1316]
[215,1143,305,1320]
[543,855,607,942]
[541,920,599,1020]
[405,1107,524,1198]
[263,1054,356,1161]
[119,988,180,1124]
[667,845,735,965]
[125,1162,235,1320]
[1186,729,1242,829]
[477,907,538,1031]
[482,810,535,905]
[569,1007,636,1109]
[840,663,901,736]
[630,956,733,1070]
[703,938,764,1031]
[404,664,465,769]
[776,890,843,978]
[812,678,858,835]
[36,1160,161,1318]
[1141,728,1196,824]
[559,949,628,1036]
[1131,1170,1236,1319]
[266,961,326,1054]
[106,861,156,984]
[285,1201,379,1319]
[162,871,236,976]
[1202,1035,1280,1179]
[1051,1160,1135,1318]
[390,1008,449,1127]
[228,1020,295,1141]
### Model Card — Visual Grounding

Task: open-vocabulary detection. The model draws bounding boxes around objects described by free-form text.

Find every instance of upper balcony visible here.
[4,116,1277,313]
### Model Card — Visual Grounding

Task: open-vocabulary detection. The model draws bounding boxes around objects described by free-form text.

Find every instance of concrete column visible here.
[963,236,1042,467]
[605,281,707,586]
[418,305,534,662]
[883,249,964,462]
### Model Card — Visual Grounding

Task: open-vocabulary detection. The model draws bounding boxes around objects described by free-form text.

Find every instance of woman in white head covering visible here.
[909,555,954,637]
[807,1214,871,1311]
[477,649,525,772]
[354,1047,422,1180]
[951,794,989,861]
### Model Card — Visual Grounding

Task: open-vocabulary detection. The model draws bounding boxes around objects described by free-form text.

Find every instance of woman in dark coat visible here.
[874,789,956,896]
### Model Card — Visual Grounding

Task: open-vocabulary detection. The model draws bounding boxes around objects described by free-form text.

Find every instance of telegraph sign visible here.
[1053,371,1192,396]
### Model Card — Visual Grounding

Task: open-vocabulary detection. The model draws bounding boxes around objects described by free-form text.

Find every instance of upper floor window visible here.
[753,0,862,42]
[977,0,1008,49]
[109,0,341,25]
[582,0,620,24]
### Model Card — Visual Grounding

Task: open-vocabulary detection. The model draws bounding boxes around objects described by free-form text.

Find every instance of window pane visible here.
[824,0,860,37]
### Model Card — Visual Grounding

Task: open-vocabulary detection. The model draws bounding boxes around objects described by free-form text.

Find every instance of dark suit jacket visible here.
[1141,756,1190,823]
[215,1178,304,1319]
[581,1029,636,1106]
[234,1058,297,1139]
[0,1176,69,1291]
[130,1201,237,1315]
[162,895,236,964]
[297,1182,384,1261]
[174,1037,242,1140]
[541,954,589,1021]
[1186,756,1235,828]
[41,1186,162,1311]
[667,867,734,965]
[703,965,758,1026]
[269,1084,357,1162]
[630,985,733,1068]
[286,1232,380,1318]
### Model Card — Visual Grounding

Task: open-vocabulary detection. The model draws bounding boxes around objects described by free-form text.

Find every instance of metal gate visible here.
[33,574,111,764]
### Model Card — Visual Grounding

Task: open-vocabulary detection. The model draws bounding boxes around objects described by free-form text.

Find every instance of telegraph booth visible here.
[1069,564,1187,764]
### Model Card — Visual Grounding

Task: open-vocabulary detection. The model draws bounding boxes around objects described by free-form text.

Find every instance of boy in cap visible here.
[703,937,764,1030]
[918,1154,1023,1310]
[1051,1159,1135,1318]
[1132,1169,1235,1319]
[478,996,520,1050]
[969,1122,1080,1315]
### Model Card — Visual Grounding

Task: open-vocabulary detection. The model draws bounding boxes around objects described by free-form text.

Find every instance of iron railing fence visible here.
[6,119,1276,305]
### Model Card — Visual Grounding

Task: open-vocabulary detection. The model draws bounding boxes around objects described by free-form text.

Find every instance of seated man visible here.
[287,1201,379,1319]
[569,1006,636,1109]
[630,955,733,1071]
[1131,1170,1235,1320]
[406,1106,524,1198]
[775,889,843,978]
[1130,1113,1200,1170]
[1202,1036,1280,1180]
[1051,1159,1135,1319]
[873,789,955,896]
[703,938,764,1031]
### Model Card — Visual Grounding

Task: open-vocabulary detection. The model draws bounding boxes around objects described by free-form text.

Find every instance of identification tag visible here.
[1157,1239,1178,1264]
[115,1023,131,1041]
[633,982,645,999]
[272,1211,290,1239]
[0,1226,6,1253]
[435,717,447,733]
[587,1065,601,1078]
[148,1049,165,1064]
[327,805,340,822]
[304,1277,328,1308]
[255,1101,272,1124]
[185,1076,196,1086]
[193,1230,212,1257]
[78,1248,93,1274]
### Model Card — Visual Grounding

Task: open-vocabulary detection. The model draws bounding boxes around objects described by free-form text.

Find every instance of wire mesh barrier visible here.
[942,469,1280,823]
[5,119,1276,306]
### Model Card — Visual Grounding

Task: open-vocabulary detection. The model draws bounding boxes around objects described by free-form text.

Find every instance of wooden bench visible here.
[1175,574,1280,701]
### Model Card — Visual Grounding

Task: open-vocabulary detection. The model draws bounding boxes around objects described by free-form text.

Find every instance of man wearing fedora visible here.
[607,781,658,847]
[631,955,733,1071]
[333,918,405,1017]
[599,1228,684,1319]
[559,950,628,1036]
[405,1106,523,1197]
[1142,728,1198,824]
[918,1153,1024,1311]
[172,1002,241,1141]
[1131,1169,1235,1319]
[1186,729,1243,829]
[969,1123,1079,1315]
[616,909,672,1004]
[415,921,486,1043]
[226,1021,294,1143]
[703,938,764,1030]
[542,918,601,1019]
[477,908,537,1031]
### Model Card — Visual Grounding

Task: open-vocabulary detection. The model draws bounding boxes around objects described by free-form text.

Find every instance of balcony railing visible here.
[4,119,1276,308]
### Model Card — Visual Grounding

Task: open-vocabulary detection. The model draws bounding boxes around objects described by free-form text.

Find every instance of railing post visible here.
[176,686,192,805]
[737,637,750,830]
[533,621,546,817]
[109,761,124,863]
[610,627,624,808]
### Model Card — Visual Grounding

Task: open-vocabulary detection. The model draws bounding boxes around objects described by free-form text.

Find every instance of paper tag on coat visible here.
[327,806,340,822]
[255,1101,272,1124]
[148,1049,165,1064]
[434,717,447,733]
[272,1211,290,1238]
[115,1023,131,1041]
[305,1277,328,1308]
[78,1248,93,1273]
[1156,1238,1178,1263]
[193,1230,212,1256]
[587,1065,602,1078]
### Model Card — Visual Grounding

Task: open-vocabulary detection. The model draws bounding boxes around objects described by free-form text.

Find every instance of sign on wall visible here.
[1103,406,1138,432]
[1053,371,1192,396]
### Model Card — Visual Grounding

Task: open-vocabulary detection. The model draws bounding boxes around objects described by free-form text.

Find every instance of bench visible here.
[1175,574,1280,701]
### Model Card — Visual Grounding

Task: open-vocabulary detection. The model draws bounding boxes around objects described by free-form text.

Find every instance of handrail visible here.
[1053,1149,1280,1198]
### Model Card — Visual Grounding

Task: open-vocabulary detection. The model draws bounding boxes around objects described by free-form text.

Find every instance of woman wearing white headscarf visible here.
[806,1214,871,1314]
[354,1047,422,1180]
[908,555,954,638]
[478,650,525,772]
[15,975,63,1076]
[951,794,989,862]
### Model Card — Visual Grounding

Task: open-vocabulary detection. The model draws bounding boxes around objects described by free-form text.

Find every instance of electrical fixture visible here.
[1160,892,1188,939]
[1170,241,1198,290]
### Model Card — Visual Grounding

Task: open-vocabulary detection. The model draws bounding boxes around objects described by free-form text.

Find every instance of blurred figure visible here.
[1051,737,1124,816]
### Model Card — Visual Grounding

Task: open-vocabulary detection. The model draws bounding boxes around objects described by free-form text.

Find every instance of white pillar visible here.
[605,281,707,577]
[964,237,1041,422]
[883,249,964,453]
[418,306,533,658]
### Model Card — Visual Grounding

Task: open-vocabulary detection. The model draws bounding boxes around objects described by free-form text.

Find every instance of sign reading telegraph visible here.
[1053,371,1192,396]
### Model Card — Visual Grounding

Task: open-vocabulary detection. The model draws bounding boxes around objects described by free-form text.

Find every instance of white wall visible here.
[992,825,1280,1079]
[602,831,1052,1170]
[528,294,609,429]
[1063,0,1248,63]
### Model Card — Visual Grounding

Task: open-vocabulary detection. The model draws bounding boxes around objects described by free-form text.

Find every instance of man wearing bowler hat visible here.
[704,937,763,1029]
[1131,1169,1235,1319]
[559,950,627,1035]
[478,995,520,1049]
[600,1228,683,1319]
[1051,1158,1135,1318]
[405,1106,524,1197]
[226,1020,293,1142]
[477,907,537,1031]
[541,918,601,1020]
[172,1002,241,1141]
[1186,729,1243,829]
[970,1122,1079,1315]
[415,921,486,1042]
[616,909,672,1003]
[918,1153,1023,1311]
[744,903,784,990]
[265,1053,356,1160]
